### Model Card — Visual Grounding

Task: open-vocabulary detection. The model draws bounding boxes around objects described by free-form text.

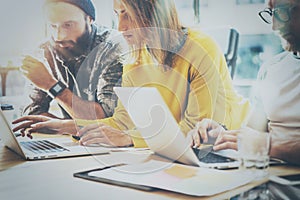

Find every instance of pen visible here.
[72,135,81,141]
[72,125,84,141]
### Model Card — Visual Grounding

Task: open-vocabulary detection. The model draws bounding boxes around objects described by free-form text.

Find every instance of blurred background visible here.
[0,0,283,100]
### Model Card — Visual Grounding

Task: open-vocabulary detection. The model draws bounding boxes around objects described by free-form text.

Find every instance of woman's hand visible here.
[12,115,78,138]
[187,118,239,151]
[188,119,224,148]
[77,123,133,147]
[213,129,239,151]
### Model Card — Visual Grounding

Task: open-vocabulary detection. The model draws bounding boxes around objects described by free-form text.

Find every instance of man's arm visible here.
[46,48,123,120]
[52,88,107,119]
[23,81,102,119]
[21,54,109,120]
[270,131,300,166]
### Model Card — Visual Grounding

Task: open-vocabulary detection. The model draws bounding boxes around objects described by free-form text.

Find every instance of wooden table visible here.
[1,138,300,200]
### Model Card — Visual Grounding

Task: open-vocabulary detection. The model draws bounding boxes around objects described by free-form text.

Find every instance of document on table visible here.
[74,160,255,196]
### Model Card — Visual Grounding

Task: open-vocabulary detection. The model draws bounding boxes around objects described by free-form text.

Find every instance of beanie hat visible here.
[45,0,96,20]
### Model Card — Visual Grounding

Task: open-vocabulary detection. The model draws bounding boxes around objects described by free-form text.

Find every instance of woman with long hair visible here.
[74,0,250,147]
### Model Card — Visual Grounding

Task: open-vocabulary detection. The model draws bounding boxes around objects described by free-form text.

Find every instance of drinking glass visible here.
[237,127,270,179]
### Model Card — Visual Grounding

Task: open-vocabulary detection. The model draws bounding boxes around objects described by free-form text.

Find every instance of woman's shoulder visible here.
[183,28,220,53]
[186,28,218,46]
[178,27,222,62]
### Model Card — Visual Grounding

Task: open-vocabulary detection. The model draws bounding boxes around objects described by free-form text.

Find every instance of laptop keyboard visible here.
[193,148,235,163]
[199,152,235,163]
[20,140,69,154]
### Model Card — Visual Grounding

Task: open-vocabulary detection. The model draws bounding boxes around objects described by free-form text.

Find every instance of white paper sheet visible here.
[89,160,255,196]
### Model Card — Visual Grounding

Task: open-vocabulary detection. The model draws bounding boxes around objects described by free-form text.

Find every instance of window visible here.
[236,0,265,5]
[0,1,45,67]
[235,33,283,80]
[233,33,283,98]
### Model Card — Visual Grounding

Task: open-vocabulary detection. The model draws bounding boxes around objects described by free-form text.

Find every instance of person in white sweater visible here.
[188,0,300,166]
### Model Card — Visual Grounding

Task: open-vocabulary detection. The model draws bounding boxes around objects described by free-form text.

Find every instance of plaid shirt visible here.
[24,25,126,118]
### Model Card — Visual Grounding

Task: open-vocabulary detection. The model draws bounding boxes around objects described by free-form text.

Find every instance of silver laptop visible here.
[0,109,109,160]
[114,87,240,169]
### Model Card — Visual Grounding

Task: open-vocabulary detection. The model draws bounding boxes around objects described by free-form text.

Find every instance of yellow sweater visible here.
[77,28,250,147]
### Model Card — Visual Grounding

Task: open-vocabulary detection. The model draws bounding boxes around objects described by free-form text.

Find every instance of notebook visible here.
[114,87,240,169]
[0,109,109,160]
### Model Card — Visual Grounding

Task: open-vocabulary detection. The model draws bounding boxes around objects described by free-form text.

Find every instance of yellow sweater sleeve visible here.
[177,29,249,132]
[173,31,224,134]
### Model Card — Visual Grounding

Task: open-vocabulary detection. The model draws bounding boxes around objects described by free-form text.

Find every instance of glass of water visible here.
[237,127,271,179]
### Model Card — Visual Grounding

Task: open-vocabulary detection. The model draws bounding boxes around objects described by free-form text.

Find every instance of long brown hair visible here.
[121,0,184,67]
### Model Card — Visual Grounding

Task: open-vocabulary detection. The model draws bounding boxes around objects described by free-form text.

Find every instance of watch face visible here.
[53,84,63,93]
[49,81,66,97]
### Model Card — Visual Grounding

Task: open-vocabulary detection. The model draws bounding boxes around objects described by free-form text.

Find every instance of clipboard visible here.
[73,163,156,191]
[73,160,256,197]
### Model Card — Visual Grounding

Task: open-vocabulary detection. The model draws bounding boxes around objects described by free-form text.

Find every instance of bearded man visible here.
[20,0,126,121]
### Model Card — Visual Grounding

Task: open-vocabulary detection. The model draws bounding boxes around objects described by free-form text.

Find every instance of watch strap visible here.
[48,81,66,98]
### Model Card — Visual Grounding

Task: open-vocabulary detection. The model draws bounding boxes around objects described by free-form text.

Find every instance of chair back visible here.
[201,27,240,79]
[225,28,239,79]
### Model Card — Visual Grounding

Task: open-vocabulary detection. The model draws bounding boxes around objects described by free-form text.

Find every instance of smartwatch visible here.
[48,81,66,98]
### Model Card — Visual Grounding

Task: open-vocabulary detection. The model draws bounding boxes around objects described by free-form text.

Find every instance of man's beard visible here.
[277,26,300,53]
[52,23,91,61]
[280,36,300,53]
[287,39,300,53]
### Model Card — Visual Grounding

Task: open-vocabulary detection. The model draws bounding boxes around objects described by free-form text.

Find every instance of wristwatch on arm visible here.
[48,81,67,98]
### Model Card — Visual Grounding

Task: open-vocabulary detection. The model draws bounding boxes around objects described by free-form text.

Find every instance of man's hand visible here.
[77,123,133,147]
[12,115,78,138]
[21,56,57,91]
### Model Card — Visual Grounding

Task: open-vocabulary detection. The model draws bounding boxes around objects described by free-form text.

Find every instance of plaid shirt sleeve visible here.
[91,34,125,117]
